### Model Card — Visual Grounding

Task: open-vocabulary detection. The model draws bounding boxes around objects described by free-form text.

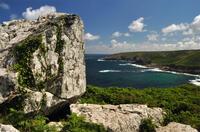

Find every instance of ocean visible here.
[86,54,200,89]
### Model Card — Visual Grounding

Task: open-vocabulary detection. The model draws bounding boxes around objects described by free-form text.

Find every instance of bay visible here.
[86,54,200,89]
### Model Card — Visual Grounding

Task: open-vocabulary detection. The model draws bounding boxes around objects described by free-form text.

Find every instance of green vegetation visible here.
[61,113,107,132]
[0,108,107,132]
[139,118,156,132]
[80,85,200,130]
[13,35,43,90]
[55,26,65,76]
[105,50,200,68]
[3,108,57,132]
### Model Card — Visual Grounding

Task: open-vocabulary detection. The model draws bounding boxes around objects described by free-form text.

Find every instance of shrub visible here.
[139,118,156,132]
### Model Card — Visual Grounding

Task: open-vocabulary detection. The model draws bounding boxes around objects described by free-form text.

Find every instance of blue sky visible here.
[1,0,200,54]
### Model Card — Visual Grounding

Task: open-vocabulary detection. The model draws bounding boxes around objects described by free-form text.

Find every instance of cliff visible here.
[105,50,200,74]
[0,13,86,115]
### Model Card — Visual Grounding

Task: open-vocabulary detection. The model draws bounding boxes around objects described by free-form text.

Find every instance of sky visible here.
[1,0,200,54]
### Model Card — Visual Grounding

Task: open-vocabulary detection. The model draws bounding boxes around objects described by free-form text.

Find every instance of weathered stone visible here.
[70,104,164,132]
[156,122,198,132]
[0,13,86,114]
[0,68,18,104]
[23,90,67,115]
[48,122,64,131]
[0,124,19,132]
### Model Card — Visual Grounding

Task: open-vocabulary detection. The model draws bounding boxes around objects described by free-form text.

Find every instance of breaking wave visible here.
[99,70,121,73]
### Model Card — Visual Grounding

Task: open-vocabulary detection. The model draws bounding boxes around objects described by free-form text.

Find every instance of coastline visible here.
[103,58,200,86]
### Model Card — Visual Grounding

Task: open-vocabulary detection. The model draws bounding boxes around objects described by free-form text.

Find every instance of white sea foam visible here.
[119,63,133,66]
[99,70,121,73]
[97,59,105,62]
[189,78,200,86]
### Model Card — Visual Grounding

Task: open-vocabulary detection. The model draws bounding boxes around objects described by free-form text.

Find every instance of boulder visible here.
[70,104,164,132]
[0,13,86,114]
[156,122,198,132]
[0,124,19,132]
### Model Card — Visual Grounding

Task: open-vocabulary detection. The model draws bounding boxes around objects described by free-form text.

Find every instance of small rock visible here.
[0,124,19,132]
[48,122,64,131]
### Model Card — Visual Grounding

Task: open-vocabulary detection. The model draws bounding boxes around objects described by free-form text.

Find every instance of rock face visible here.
[0,13,86,114]
[156,122,198,132]
[0,124,19,132]
[0,68,18,104]
[70,104,163,132]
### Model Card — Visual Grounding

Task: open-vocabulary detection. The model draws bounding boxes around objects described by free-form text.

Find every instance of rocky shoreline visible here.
[105,57,200,75]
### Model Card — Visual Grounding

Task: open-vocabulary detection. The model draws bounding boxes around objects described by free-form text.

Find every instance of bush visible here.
[139,118,156,132]
[6,108,57,132]
[61,113,107,132]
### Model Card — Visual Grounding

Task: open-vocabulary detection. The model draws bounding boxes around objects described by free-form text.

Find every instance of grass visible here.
[105,50,200,67]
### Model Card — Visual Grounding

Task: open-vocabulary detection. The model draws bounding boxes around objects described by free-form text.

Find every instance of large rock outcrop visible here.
[156,122,198,132]
[70,104,164,132]
[0,13,86,114]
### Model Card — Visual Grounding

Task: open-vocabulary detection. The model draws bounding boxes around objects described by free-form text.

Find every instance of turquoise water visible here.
[86,54,199,89]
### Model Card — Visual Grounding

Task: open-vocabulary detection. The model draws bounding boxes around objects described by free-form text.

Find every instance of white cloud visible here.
[128,17,146,32]
[190,14,200,34]
[147,32,159,41]
[85,33,100,41]
[10,14,18,20]
[0,2,9,10]
[112,32,121,37]
[161,37,167,41]
[162,23,188,35]
[22,5,56,20]
[86,38,200,54]
[124,33,131,37]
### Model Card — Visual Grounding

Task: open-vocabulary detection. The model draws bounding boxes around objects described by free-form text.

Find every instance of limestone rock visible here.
[48,122,64,131]
[70,104,164,132]
[0,124,19,132]
[156,122,198,132]
[0,68,18,104]
[23,90,68,115]
[0,13,86,114]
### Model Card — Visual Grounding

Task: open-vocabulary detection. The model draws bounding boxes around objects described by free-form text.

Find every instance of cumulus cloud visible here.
[86,37,200,54]
[147,32,159,41]
[124,33,131,37]
[85,33,100,41]
[22,5,56,20]
[128,17,146,32]
[0,2,9,9]
[190,14,200,34]
[162,23,188,35]
[10,14,18,20]
[112,32,121,37]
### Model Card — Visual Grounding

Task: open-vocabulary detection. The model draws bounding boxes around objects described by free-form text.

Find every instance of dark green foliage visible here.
[80,84,200,130]
[139,118,156,132]
[55,26,65,76]
[13,35,42,89]
[61,113,107,132]
[6,108,57,132]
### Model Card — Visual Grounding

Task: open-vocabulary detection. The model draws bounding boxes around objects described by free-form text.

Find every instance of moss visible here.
[55,26,65,76]
[13,35,43,90]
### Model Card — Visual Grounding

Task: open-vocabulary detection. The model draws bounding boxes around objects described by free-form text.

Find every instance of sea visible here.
[86,54,200,89]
